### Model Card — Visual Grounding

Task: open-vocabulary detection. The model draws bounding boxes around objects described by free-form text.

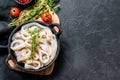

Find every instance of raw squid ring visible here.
[41,28,53,41]
[38,49,50,65]
[34,53,39,60]
[25,40,31,48]
[21,24,31,33]
[39,43,48,51]
[24,60,41,69]
[11,39,25,51]
[12,31,21,40]
[21,48,31,58]
[16,48,31,62]
[21,23,40,33]
[14,50,21,57]
[39,31,46,38]
[29,26,39,31]
[21,31,31,40]
[46,30,53,41]
[37,31,46,44]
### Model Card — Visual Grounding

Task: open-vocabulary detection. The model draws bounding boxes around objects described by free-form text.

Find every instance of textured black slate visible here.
[1,0,120,80]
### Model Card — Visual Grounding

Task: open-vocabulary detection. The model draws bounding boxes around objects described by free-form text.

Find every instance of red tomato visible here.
[10,7,20,18]
[41,12,52,23]
[18,0,30,3]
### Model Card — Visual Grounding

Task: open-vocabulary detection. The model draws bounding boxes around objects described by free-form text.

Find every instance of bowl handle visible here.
[6,54,24,71]
[49,23,62,38]
[6,54,16,69]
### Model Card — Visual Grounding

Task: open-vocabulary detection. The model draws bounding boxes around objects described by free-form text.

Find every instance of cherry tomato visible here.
[18,0,30,3]
[41,12,52,23]
[10,7,20,18]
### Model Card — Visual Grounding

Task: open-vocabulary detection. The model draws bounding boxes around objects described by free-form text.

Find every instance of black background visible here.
[1,0,120,80]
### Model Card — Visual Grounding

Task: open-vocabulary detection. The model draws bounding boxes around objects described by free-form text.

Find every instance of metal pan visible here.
[0,20,62,72]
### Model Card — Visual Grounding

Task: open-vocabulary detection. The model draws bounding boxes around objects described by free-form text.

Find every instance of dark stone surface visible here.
[1,0,120,80]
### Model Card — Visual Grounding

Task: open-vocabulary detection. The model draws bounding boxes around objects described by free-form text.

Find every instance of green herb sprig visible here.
[9,0,60,27]
[28,29,40,60]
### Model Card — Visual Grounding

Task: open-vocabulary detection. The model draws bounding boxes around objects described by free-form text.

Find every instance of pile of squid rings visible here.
[11,22,57,69]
